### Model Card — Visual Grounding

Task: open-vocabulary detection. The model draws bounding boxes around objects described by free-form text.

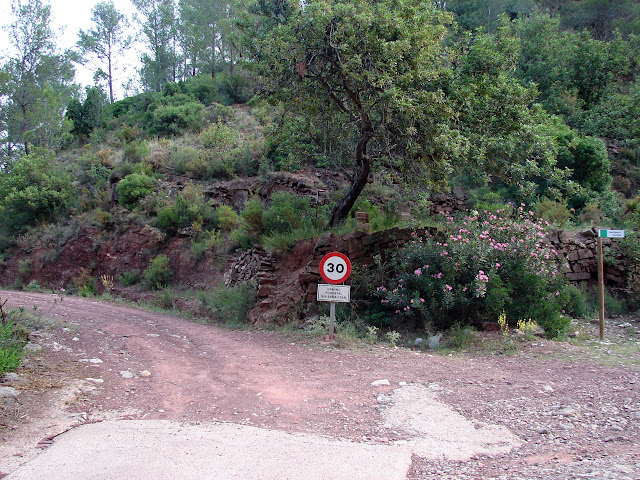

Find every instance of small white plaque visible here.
[317,284,351,303]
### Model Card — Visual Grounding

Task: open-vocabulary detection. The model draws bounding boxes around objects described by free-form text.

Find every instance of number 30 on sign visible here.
[319,252,351,284]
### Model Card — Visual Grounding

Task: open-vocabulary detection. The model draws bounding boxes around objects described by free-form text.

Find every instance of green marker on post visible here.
[598,229,625,238]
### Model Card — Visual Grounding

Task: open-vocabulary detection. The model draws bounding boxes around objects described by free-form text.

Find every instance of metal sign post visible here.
[597,229,625,341]
[318,252,352,339]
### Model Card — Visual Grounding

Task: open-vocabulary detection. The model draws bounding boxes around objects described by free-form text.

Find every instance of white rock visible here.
[371,379,391,387]
[557,406,577,417]
[139,370,152,377]
[23,343,43,352]
[119,371,134,379]
[0,386,19,399]
[542,385,554,393]
[428,334,441,349]
[80,358,103,364]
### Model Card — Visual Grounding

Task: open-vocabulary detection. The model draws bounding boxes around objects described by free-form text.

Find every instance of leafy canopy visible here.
[246,0,457,225]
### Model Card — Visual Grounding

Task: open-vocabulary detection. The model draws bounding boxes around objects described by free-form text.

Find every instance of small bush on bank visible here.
[119,270,142,286]
[0,308,29,375]
[116,173,156,210]
[143,255,173,290]
[198,281,257,327]
[155,185,216,234]
[563,283,588,318]
[216,205,240,231]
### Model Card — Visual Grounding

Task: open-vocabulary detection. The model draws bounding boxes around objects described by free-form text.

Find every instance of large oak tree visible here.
[247,0,458,226]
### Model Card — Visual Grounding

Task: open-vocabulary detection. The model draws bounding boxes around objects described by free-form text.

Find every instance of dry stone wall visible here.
[244,227,629,326]
[545,228,627,287]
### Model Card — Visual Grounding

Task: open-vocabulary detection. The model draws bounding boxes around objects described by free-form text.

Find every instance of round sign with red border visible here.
[319,252,351,284]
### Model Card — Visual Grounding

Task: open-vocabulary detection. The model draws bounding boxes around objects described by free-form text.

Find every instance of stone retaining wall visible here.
[237,227,629,326]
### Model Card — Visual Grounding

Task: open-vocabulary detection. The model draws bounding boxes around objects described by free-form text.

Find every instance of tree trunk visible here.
[328,130,372,227]
[211,33,216,79]
[108,51,114,104]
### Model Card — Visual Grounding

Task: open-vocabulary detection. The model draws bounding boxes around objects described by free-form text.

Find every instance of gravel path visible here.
[0,291,639,479]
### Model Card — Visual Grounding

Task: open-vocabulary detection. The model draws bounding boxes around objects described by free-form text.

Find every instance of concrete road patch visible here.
[383,385,522,461]
[7,420,412,480]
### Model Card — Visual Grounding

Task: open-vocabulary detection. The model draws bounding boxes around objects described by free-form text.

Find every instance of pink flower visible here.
[445,284,453,291]
[414,268,422,276]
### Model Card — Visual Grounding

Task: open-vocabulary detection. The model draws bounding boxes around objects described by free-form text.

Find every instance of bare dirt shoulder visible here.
[1,290,639,479]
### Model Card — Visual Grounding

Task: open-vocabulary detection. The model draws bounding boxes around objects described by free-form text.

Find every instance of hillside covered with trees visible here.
[1,0,639,339]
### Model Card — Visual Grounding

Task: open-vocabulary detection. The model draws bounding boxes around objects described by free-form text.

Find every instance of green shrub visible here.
[119,270,141,286]
[182,75,220,105]
[473,190,510,213]
[219,71,253,104]
[240,197,264,239]
[156,288,175,310]
[557,132,612,193]
[448,323,476,348]
[122,140,150,164]
[0,148,73,234]
[198,281,257,327]
[0,312,29,375]
[147,94,206,137]
[263,192,312,235]
[171,145,200,175]
[18,258,33,279]
[190,239,209,262]
[535,198,572,227]
[577,202,603,225]
[199,121,238,149]
[620,232,640,309]
[537,312,570,339]
[72,267,98,297]
[116,173,156,209]
[216,205,240,231]
[563,283,587,318]
[376,208,569,337]
[154,185,216,234]
[191,229,222,261]
[208,103,234,123]
[143,254,173,290]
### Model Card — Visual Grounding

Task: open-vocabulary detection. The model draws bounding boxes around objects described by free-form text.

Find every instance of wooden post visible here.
[597,236,605,341]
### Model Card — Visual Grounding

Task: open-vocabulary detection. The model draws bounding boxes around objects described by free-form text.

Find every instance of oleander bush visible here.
[376,207,571,337]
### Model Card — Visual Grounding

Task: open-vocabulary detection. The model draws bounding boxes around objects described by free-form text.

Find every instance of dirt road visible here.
[0,291,639,479]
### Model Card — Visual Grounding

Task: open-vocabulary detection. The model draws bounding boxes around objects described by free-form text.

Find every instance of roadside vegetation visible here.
[0,300,32,376]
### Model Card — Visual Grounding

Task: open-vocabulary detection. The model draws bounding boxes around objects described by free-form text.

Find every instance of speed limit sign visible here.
[319,252,351,284]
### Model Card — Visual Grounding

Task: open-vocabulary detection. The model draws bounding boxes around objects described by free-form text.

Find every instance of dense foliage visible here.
[376,208,571,337]
[0,149,73,234]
